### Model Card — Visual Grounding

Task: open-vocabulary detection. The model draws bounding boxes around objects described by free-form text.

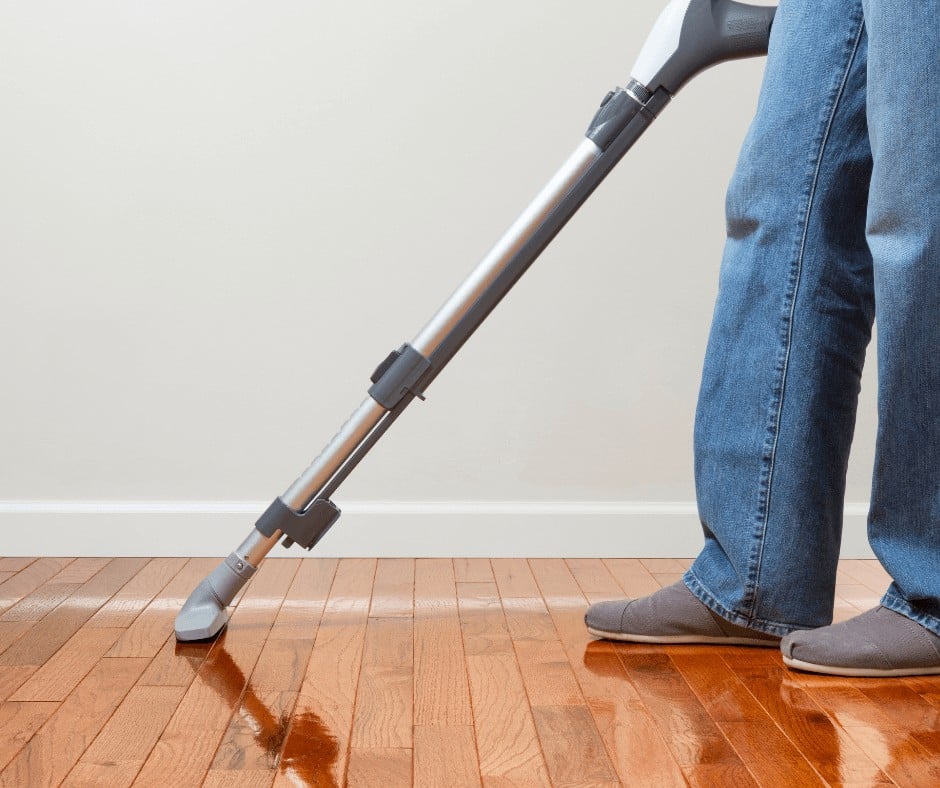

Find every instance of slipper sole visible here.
[586,626,780,647]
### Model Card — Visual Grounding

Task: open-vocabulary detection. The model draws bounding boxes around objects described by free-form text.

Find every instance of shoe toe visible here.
[782,624,891,670]
[584,599,631,633]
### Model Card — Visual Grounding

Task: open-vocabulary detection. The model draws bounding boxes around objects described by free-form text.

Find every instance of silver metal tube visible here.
[240,138,602,562]
[178,136,605,639]
[280,396,386,510]
[236,528,282,567]
[412,137,601,356]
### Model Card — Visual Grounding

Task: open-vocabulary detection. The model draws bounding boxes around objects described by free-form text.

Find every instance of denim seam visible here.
[882,592,940,638]
[744,15,868,626]
[685,568,807,637]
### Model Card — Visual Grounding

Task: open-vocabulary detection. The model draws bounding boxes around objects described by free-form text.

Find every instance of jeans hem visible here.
[684,569,808,637]
[881,592,940,638]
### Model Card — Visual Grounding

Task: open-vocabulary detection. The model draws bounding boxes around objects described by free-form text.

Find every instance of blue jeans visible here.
[685,0,940,637]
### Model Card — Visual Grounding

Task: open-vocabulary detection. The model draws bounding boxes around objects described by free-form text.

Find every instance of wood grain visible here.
[64,685,187,787]
[413,725,480,788]
[351,617,413,749]
[0,657,149,787]
[454,557,494,583]
[369,558,414,618]
[346,747,412,787]
[134,559,299,787]
[86,557,185,628]
[273,558,376,788]
[0,556,932,787]
[0,700,60,772]
[465,653,550,786]
[107,558,218,659]
[530,558,687,787]
[9,626,122,701]
[0,559,36,573]
[413,558,474,726]
[0,558,146,667]
[723,659,891,785]
[0,557,73,616]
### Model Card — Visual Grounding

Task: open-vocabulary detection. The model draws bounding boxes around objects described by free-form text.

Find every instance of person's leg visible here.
[686,0,873,636]
[587,0,875,642]
[862,0,940,637]
[779,0,940,678]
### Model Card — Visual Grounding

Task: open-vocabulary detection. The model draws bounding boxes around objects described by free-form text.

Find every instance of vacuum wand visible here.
[175,0,776,642]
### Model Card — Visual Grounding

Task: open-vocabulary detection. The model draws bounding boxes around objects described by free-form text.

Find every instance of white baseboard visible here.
[0,500,875,559]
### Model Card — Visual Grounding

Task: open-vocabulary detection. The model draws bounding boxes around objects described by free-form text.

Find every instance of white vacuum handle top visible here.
[631,0,776,94]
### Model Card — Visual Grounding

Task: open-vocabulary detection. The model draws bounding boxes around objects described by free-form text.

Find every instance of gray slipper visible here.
[781,606,940,677]
[584,581,781,646]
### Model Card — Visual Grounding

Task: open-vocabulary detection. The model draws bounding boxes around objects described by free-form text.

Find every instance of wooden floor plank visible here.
[0,558,109,627]
[86,557,186,628]
[9,626,123,702]
[0,557,73,616]
[673,650,835,786]
[794,679,940,786]
[454,557,494,583]
[603,558,662,598]
[837,560,892,594]
[202,769,274,788]
[0,657,149,787]
[0,701,60,772]
[491,558,542,598]
[210,560,338,783]
[0,556,934,787]
[465,654,550,786]
[413,558,474,727]
[107,558,218,659]
[530,705,620,787]
[579,649,689,787]
[858,681,940,755]
[133,559,299,788]
[565,557,624,601]
[63,684,186,787]
[0,666,36,704]
[0,559,36,573]
[640,558,688,575]
[350,617,413,750]
[413,725,480,788]
[530,558,687,787]
[616,649,746,774]
[0,580,83,625]
[457,574,549,786]
[266,557,338,642]
[491,559,556,641]
[722,657,892,785]
[272,558,376,788]
[525,560,622,785]
[45,557,112,585]
[347,747,412,787]
[369,558,414,618]
[0,558,147,669]
[457,582,513,657]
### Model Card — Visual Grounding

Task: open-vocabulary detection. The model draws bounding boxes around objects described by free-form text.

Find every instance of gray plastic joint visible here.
[586,88,643,150]
[256,496,341,550]
[368,343,432,409]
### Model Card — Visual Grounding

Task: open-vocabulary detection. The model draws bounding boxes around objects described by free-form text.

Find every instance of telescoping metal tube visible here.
[174,0,776,642]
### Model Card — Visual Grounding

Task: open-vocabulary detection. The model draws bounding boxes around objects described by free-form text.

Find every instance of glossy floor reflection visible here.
[196,642,340,785]
[0,556,937,786]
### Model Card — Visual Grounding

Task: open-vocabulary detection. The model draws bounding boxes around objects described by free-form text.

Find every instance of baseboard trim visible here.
[0,500,874,558]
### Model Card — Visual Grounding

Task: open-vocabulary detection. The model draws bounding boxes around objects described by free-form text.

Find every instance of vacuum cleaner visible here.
[176,0,777,642]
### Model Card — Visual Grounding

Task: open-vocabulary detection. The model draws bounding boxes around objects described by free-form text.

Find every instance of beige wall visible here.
[0,1,877,556]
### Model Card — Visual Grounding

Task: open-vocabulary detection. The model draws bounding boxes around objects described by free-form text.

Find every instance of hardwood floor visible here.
[0,556,937,786]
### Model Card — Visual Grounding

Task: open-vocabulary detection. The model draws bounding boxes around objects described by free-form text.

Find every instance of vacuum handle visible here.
[631,0,776,94]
